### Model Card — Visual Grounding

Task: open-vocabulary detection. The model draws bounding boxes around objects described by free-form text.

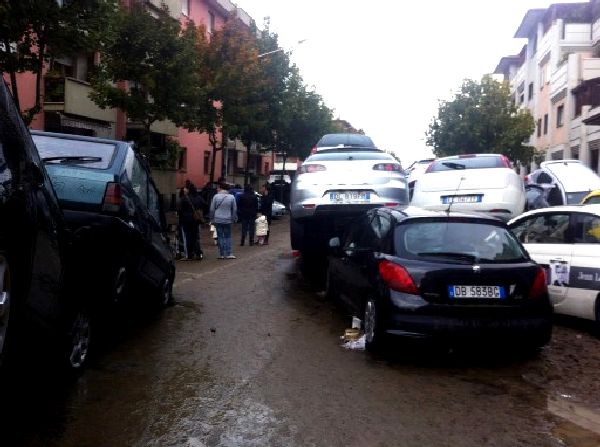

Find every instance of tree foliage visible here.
[426,76,535,164]
[0,0,118,123]
[89,3,202,157]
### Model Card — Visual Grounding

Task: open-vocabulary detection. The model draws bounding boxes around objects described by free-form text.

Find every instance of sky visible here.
[233,0,586,166]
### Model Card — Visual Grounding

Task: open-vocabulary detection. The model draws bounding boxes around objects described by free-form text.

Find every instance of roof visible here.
[30,130,129,147]
[509,204,600,223]
[514,9,546,38]
[494,55,521,75]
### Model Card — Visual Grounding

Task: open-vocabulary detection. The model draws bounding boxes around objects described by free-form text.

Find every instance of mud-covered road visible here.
[3,215,600,447]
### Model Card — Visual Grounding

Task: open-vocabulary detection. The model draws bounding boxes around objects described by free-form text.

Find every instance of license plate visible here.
[441,195,482,204]
[448,285,505,299]
[329,191,370,203]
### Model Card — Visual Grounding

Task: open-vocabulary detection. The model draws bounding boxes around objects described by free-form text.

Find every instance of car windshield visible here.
[306,152,393,162]
[394,219,527,263]
[317,134,375,148]
[566,191,590,204]
[428,156,504,172]
[33,135,116,170]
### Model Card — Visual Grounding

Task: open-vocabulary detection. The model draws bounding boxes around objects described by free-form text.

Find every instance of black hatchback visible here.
[326,207,552,351]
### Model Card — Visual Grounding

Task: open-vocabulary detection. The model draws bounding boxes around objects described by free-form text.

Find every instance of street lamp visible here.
[257,39,307,59]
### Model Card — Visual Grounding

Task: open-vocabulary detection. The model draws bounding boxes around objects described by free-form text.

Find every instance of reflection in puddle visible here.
[548,394,600,446]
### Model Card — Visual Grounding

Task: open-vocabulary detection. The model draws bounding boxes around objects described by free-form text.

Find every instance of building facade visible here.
[495,1,600,173]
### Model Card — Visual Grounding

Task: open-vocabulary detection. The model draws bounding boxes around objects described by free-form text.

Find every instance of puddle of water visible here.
[547,394,600,445]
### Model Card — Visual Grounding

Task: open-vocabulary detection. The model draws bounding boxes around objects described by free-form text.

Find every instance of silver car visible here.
[290,149,409,253]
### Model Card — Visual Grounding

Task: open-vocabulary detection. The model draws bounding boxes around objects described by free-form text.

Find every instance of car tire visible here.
[156,274,174,308]
[325,267,337,301]
[64,307,93,371]
[0,253,12,366]
[364,297,387,353]
[290,218,304,250]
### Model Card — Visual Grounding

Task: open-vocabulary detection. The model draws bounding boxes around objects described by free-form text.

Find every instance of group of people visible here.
[177,180,274,261]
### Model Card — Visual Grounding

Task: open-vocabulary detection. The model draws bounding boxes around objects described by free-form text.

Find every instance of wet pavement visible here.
[2,215,600,447]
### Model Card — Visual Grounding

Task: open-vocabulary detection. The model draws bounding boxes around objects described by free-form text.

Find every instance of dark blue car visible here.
[32,131,175,310]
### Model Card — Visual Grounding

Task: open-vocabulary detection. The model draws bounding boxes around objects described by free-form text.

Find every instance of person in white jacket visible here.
[255,213,269,245]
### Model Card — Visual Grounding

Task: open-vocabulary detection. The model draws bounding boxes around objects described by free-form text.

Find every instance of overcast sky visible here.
[233,0,587,165]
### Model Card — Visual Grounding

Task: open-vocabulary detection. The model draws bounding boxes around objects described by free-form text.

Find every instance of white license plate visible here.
[448,285,505,299]
[329,191,370,203]
[442,195,482,204]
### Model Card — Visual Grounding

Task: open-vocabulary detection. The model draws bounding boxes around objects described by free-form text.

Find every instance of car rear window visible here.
[428,156,504,172]
[306,152,394,162]
[394,219,527,263]
[317,134,375,148]
[33,135,116,170]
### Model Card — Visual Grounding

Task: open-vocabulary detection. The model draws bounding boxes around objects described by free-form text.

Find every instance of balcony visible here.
[560,23,593,52]
[44,76,117,123]
[582,58,600,81]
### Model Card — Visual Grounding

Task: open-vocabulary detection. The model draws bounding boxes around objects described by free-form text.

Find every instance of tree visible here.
[0,0,118,124]
[426,76,535,164]
[89,3,200,161]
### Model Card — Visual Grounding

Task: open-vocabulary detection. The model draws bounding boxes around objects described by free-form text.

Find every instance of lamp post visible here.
[257,39,307,59]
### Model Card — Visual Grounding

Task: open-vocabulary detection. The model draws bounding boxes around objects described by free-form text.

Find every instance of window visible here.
[33,135,116,170]
[178,148,187,171]
[520,93,525,104]
[208,11,215,34]
[131,157,148,207]
[573,213,600,243]
[543,114,548,135]
[557,105,564,127]
[148,183,161,225]
[537,119,542,137]
[203,151,210,175]
[264,162,269,174]
[181,0,189,16]
[528,82,534,101]
[510,213,571,244]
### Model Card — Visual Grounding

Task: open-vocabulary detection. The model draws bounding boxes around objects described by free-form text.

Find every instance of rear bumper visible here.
[385,300,552,344]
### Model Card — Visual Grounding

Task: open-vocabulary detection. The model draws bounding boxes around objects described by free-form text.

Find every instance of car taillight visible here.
[102,182,122,212]
[500,155,511,168]
[299,164,326,174]
[373,163,402,172]
[378,260,419,294]
[528,267,547,299]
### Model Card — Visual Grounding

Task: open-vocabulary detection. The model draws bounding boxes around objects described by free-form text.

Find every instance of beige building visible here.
[495,1,600,173]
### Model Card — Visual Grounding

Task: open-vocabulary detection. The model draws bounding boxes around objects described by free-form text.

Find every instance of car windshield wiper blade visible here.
[417,252,479,263]
[442,162,466,170]
[43,156,102,164]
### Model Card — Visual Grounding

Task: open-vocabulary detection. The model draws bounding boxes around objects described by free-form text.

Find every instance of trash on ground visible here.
[342,334,365,350]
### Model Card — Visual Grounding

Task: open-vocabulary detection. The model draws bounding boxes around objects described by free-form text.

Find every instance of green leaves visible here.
[426,75,535,164]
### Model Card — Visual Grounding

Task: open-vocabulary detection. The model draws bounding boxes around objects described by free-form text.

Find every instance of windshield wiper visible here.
[417,252,479,263]
[43,156,102,164]
[442,162,466,170]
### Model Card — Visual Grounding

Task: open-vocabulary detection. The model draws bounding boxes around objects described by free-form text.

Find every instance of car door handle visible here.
[550,258,566,262]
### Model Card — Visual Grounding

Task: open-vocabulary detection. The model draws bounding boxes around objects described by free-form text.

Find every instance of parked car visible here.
[272,200,286,217]
[313,133,377,153]
[581,189,600,205]
[508,204,600,326]
[290,148,409,256]
[31,131,176,309]
[525,160,600,205]
[404,157,435,200]
[0,81,92,370]
[410,153,526,221]
[327,206,553,351]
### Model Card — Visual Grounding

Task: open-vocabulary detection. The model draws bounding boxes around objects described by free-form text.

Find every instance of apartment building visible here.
[8,0,273,200]
[495,1,600,173]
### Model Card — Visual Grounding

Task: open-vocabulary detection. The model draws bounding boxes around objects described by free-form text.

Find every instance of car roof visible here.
[374,206,506,224]
[31,130,130,148]
[435,153,503,161]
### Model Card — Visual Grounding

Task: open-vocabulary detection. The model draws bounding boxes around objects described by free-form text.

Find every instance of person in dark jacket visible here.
[178,183,206,260]
[259,184,274,245]
[238,184,259,246]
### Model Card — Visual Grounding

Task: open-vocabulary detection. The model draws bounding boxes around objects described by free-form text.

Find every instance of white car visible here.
[508,205,600,325]
[411,153,526,221]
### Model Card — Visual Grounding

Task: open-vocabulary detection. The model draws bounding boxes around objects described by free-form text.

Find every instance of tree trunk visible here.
[209,130,220,183]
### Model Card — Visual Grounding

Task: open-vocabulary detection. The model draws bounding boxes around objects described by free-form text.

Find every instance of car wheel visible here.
[0,254,12,363]
[364,297,386,352]
[325,267,337,301]
[156,275,174,308]
[65,308,92,370]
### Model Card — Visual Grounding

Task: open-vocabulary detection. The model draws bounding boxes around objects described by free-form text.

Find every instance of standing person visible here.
[255,213,269,245]
[209,183,238,259]
[259,184,274,245]
[238,184,258,246]
[178,184,204,260]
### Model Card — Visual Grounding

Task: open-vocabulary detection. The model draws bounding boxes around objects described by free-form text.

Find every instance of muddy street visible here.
[2,215,600,447]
